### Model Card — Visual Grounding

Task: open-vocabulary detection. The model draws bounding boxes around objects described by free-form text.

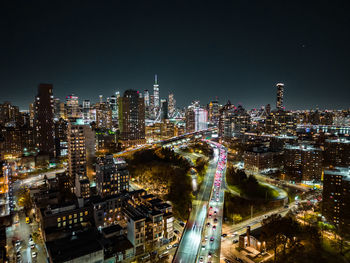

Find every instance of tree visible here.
[233,214,243,223]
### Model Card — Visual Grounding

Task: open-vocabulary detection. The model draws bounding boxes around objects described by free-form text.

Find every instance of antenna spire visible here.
[155,74,158,85]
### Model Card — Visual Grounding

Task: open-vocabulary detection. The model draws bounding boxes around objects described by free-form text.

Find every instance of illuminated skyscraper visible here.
[153,74,160,108]
[144,90,150,107]
[186,101,208,132]
[161,99,168,120]
[34,83,55,157]
[168,93,175,117]
[118,90,146,147]
[276,83,284,110]
[82,100,91,123]
[66,94,81,119]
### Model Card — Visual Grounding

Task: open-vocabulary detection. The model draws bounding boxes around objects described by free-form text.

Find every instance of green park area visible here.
[260,214,350,263]
[126,147,194,220]
[226,166,280,200]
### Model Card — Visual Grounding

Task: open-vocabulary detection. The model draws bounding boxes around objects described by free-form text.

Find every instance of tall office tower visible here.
[161,99,168,120]
[29,103,35,127]
[82,100,91,123]
[153,74,160,108]
[66,95,81,119]
[276,83,284,110]
[109,95,118,122]
[53,98,61,120]
[168,93,175,117]
[185,102,208,132]
[322,167,350,234]
[0,102,20,126]
[99,95,103,104]
[144,90,150,107]
[34,83,55,157]
[118,90,146,147]
[67,120,95,183]
[95,102,113,129]
[265,104,271,115]
[208,100,219,124]
[96,155,129,197]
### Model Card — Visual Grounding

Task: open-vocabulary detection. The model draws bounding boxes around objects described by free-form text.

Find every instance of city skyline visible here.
[2,1,350,110]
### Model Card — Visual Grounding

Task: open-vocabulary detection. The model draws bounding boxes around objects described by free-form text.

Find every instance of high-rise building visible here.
[322,167,350,234]
[185,102,208,132]
[276,83,284,110]
[34,84,55,157]
[153,74,160,109]
[161,99,168,120]
[118,90,146,147]
[109,95,118,122]
[144,90,150,107]
[96,155,129,197]
[82,100,91,123]
[68,120,95,183]
[208,100,219,125]
[168,93,175,117]
[66,95,81,119]
[283,144,323,182]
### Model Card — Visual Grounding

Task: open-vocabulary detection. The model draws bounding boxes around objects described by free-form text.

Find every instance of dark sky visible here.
[1,0,350,110]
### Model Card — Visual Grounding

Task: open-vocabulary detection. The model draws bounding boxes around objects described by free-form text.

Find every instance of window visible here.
[57,217,61,222]
[69,220,72,224]
[69,215,72,219]
[85,211,88,216]
[57,223,61,227]
[63,216,66,221]
[74,213,77,218]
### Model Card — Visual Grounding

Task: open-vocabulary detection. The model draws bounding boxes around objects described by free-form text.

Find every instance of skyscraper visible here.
[109,95,118,121]
[168,93,175,117]
[118,90,146,147]
[66,94,81,119]
[161,99,168,120]
[276,83,284,110]
[153,74,160,109]
[67,119,95,183]
[144,90,150,107]
[34,83,55,157]
[82,100,91,123]
[185,101,208,132]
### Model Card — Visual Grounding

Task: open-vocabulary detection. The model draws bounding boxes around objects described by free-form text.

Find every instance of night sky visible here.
[2,0,350,110]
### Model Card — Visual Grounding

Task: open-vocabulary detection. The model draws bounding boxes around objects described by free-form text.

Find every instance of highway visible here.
[173,141,227,263]
[173,145,219,263]
[198,142,227,263]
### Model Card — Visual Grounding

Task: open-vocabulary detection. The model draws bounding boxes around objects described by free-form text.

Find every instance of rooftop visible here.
[324,167,350,181]
[284,144,320,152]
[46,231,103,262]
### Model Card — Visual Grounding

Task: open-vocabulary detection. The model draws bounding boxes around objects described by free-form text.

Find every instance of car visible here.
[31,244,35,249]
[173,243,179,248]
[179,222,185,227]
[214,210,217,215]
[166,245,172,250]
[233,239,238,244]
[224,259,232,263]
[208,251,212,258]
[205,236,208,241]
[213,225,216,230]
[32,252,37,258]
[201,245,206,250]
[235,257,244,263]
[210,237,214,242]
[214,218,218,223]
[222,233,227,237]
[199,256,204,262]
[216,198,219,202]
[207,222,210,227]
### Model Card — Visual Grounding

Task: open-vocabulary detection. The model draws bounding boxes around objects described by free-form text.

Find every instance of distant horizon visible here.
[2,1,350,111]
